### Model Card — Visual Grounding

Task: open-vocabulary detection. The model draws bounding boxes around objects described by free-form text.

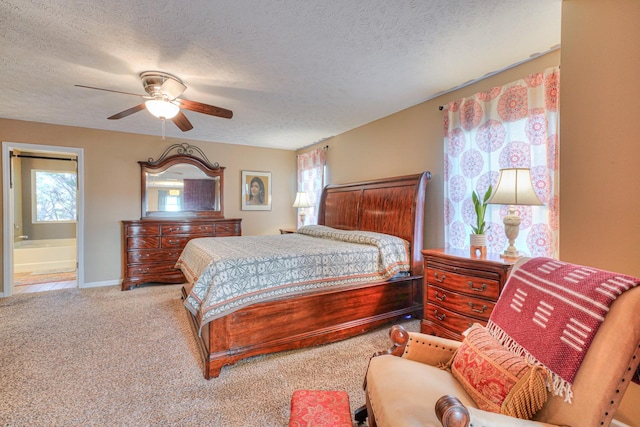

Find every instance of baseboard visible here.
[80,279,120,289]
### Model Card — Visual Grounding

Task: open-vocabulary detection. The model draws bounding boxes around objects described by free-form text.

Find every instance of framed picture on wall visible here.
[241,170,272,211]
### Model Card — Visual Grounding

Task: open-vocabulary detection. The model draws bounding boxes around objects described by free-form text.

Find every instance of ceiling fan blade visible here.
[178,99,233,119]
[107,104,146,120]
[171,111,193,132]
[75,84,144,97]
[161,79,187,100]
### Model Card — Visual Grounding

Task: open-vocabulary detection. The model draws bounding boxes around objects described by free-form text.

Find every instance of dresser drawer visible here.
[425,302,487,335]
[161,236,192,248]
[216,222,240,236]
[426,266,500,300]
[127,263,181,277]
[127,236,160,249]
[426,285,495,320]
[128,248,182,264]
[162,224,214,235]
[127,224,160,236]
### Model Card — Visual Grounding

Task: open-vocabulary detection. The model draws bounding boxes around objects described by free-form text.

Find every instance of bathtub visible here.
[13,238,77,274]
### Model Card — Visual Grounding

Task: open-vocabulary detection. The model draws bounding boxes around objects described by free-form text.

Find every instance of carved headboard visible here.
[317,172,431,275]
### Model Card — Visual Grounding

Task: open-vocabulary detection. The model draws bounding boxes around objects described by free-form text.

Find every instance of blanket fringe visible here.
[486,321,574,403]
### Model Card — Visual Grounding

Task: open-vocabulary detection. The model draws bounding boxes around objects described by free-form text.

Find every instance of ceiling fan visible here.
[75,71,233,132]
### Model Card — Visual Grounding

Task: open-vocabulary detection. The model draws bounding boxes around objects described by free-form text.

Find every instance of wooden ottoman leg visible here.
[354,404,367,424]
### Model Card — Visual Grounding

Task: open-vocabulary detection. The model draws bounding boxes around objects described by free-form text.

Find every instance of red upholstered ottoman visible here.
[289,390,352,427]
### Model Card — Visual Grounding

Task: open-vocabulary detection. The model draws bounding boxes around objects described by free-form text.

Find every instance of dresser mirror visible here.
[140,143,225,218]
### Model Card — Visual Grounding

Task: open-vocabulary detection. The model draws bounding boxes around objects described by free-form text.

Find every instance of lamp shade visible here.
[292,192,313,208]
[488,168,543,206]
[145,99,180,119]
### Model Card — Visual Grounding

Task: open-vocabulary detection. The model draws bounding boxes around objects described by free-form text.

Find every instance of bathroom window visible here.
[32,170,77,223]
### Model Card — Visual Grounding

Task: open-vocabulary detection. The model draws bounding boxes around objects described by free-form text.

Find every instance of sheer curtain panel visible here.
[443,66,560,258]
[296,147,326,227]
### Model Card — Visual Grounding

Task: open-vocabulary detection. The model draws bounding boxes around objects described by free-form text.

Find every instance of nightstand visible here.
[421,248,514,341]
[279,228,297,234]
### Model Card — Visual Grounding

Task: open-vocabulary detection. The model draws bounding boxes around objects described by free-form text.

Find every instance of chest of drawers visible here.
[421,248,513,340]
[121,218,241,290]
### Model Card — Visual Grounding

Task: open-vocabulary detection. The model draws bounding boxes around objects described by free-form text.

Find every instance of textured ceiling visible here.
[0,1,561,150]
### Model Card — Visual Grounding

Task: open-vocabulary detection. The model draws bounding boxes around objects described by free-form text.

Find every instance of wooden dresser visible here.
[421,248,514,340]
[121,218,241,290]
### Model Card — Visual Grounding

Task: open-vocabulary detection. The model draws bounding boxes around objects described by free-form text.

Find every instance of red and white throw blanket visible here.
[486,257,639,402]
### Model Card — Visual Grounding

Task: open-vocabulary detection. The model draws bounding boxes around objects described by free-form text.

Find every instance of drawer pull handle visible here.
[168,239,180,245]
[434,273,445,283]
[434,291,446,301]
[434,310,446,321]
[468,302,488,313]
[467,281,487,292]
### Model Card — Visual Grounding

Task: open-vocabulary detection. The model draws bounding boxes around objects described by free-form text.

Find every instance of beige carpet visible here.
[0,284,419,426]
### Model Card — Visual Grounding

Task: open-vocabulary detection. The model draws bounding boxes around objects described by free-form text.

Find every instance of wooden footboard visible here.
[182,276,422,379]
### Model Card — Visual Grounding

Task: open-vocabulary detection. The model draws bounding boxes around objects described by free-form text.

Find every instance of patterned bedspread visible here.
[177,225,410,332]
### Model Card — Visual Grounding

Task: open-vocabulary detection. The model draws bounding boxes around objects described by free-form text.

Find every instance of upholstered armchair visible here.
[360,258,640,427]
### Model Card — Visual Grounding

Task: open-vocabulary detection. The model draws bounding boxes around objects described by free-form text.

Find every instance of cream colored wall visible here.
[560,0,640,276]
[303,50,561,251]
[0,119,297,285]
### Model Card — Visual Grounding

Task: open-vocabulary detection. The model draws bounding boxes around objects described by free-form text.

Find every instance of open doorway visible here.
[2,142,84,297]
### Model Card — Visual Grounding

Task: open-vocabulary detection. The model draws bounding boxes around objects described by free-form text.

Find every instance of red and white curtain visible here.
[296,147,326,227]
[444,66,560,258]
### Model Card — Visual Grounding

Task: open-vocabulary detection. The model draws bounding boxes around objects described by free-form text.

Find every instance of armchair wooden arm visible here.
[435,397,560,427]
[375,324,412,357]
[435,395,470,427]
[355,325,411,423]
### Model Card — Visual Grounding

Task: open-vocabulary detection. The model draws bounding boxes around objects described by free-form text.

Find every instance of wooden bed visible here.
[181,171,431,379]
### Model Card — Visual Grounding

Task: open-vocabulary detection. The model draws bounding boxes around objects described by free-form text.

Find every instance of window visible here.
[163,193,182,212]
[296,147,326,227]
[32,170,77,222]
[443,66,559,258]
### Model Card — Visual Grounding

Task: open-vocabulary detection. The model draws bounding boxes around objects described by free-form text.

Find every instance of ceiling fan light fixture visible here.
[77,71,232,131]
[145,99,180,119]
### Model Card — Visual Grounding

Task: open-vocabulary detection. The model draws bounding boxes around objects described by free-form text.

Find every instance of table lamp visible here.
[292,192,313,225]
[488,168,543,258]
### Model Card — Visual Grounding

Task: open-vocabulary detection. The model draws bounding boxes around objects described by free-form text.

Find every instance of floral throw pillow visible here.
[449,324,548,419]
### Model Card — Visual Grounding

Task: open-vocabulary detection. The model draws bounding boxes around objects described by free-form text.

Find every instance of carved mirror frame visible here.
[139,143,225,219]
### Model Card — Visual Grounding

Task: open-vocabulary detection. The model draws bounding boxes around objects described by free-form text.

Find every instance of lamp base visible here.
[501,206,521,259]
[500,248,520,259]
